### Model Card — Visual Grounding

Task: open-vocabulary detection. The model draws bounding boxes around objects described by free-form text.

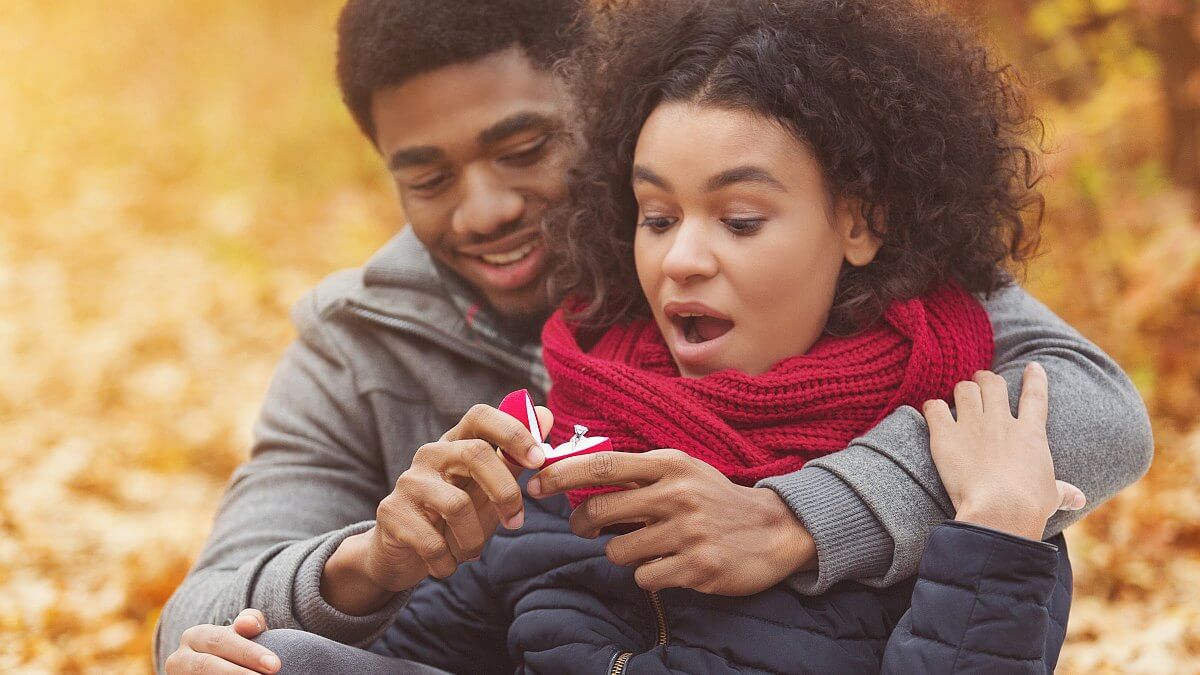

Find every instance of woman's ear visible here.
[835,198,883,267]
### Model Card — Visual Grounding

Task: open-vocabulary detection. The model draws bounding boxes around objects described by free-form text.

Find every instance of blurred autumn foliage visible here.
[0,0,1195,673]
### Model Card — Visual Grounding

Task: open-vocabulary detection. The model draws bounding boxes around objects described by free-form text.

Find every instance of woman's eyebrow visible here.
[632,165,672,191]
[706,165,787,193]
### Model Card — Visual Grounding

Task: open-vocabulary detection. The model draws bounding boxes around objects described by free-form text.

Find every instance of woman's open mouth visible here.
[663,302,735,374]
[674,312,734,344]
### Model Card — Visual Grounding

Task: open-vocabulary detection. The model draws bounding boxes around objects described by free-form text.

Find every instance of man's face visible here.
[370,47,576,321]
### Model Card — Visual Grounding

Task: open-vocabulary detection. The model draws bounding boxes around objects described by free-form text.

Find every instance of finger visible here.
[1017,362,1050,430]
[535,405,554,441]
[921,398,955,432]
[952,380,983,419]
[571,486,671,538]
[378,503,459,579]
[179,625,280,674]
[445,404,545,469]
[408,476,487,561]
[974,370,1013,418]
[633,554,697,593]
[434,439,526,529]
[604,522,682,567]
[231,609,267,638]
[529,451,667,498]
[1055,480,1086,511]
[166,649,262,675]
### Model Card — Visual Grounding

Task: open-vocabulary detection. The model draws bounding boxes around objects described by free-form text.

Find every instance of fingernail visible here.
[502,511,524,529]
[1029,361,1044,374]
[528,444,545,468]
[1072,494,1087,510]
[261,654,280,672]
[468,555,481,562]
[527,477,542,497]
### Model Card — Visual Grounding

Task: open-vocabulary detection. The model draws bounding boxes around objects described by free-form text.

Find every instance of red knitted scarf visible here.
[543,283,994,507]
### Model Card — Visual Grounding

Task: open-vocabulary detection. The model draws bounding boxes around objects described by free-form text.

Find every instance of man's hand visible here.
[321,404,553,615]
[164,609,279,674]
[922,364,1086,540]
[527,449,816,596]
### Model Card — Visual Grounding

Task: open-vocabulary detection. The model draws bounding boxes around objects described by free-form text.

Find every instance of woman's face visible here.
[633,102,880,378]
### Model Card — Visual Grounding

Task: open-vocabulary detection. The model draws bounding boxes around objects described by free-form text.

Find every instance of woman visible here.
[368,0,1081,672]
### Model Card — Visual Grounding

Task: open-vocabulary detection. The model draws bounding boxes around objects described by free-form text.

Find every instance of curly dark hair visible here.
[549,0,1045,333]
[336,0,585,143]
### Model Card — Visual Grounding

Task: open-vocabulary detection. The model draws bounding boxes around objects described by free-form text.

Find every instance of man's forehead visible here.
[370,47,568,160]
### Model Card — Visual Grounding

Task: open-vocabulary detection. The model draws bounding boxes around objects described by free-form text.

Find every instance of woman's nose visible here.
[661,219,719,284]
[451,166,524,236]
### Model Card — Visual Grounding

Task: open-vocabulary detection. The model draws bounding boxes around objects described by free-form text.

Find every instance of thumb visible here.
[1055,480,1086,512]
[535,406,554,442]
[232,608,268,637]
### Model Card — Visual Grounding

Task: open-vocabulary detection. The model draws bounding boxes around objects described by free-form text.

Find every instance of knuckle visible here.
[496,482,523,509]
[180,625,201,644]
[465,404,490,424]
[376,494,404,523]
[633,567,656,590]
[695,549,722,577]
[463,439,494,464]
[503,428,530,452]
[419,534,449,559]
[412,443,438,464]
[188,656,205,675]
[583,495,609,522]
[538,470,560,493]
[604,538,627,565]
[205,627,224,647]
[589,452,617,479]
[444,493,474,520]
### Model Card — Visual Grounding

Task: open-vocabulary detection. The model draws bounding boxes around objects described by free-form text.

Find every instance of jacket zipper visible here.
[609,590,668,674]
[608,651,632,675]
[647,590,668,646]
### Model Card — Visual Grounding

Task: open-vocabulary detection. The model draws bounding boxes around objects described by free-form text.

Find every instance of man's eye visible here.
[722,218,765,235]
[638,216,676,231]
[409,173,450,192]
[500,136,550,165]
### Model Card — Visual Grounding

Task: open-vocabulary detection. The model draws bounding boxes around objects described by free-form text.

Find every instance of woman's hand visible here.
[527,449,816,595]
[922,363,1086,540]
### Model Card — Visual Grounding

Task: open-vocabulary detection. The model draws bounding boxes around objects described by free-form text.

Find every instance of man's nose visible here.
[661,219,719,284]
[451,166,524,236]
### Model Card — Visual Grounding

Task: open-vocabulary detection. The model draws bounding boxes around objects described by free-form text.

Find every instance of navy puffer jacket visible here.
[375,482,1070,674]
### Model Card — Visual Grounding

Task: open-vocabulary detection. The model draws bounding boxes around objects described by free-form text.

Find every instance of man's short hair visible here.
[336,0,585,143]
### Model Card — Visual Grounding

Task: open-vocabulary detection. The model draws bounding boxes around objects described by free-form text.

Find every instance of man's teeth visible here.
[479,242,537,266]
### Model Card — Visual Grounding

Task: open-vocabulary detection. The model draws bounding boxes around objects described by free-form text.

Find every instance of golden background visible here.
[0,1,1197,672]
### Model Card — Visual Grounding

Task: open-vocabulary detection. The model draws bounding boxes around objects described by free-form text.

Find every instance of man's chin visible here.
[484,288,554,336]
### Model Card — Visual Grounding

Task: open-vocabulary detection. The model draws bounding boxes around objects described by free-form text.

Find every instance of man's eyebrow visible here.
[632,166,671,191]
[706,165,787,193]
[478,111,558,147]
[388,146,445,172]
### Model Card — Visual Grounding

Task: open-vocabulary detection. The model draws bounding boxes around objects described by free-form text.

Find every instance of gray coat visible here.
[153,228,1153,669]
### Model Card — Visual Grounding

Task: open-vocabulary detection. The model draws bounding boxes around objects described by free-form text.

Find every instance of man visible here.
[157,0,1154,672]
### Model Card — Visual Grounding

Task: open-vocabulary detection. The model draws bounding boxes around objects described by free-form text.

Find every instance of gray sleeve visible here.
[153,293,409,671]
[760,284,1153,593]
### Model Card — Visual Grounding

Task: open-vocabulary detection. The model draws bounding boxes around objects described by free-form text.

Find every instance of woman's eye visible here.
[722,218,765,235]
[638,216,677,231]
[500,136,550,166]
